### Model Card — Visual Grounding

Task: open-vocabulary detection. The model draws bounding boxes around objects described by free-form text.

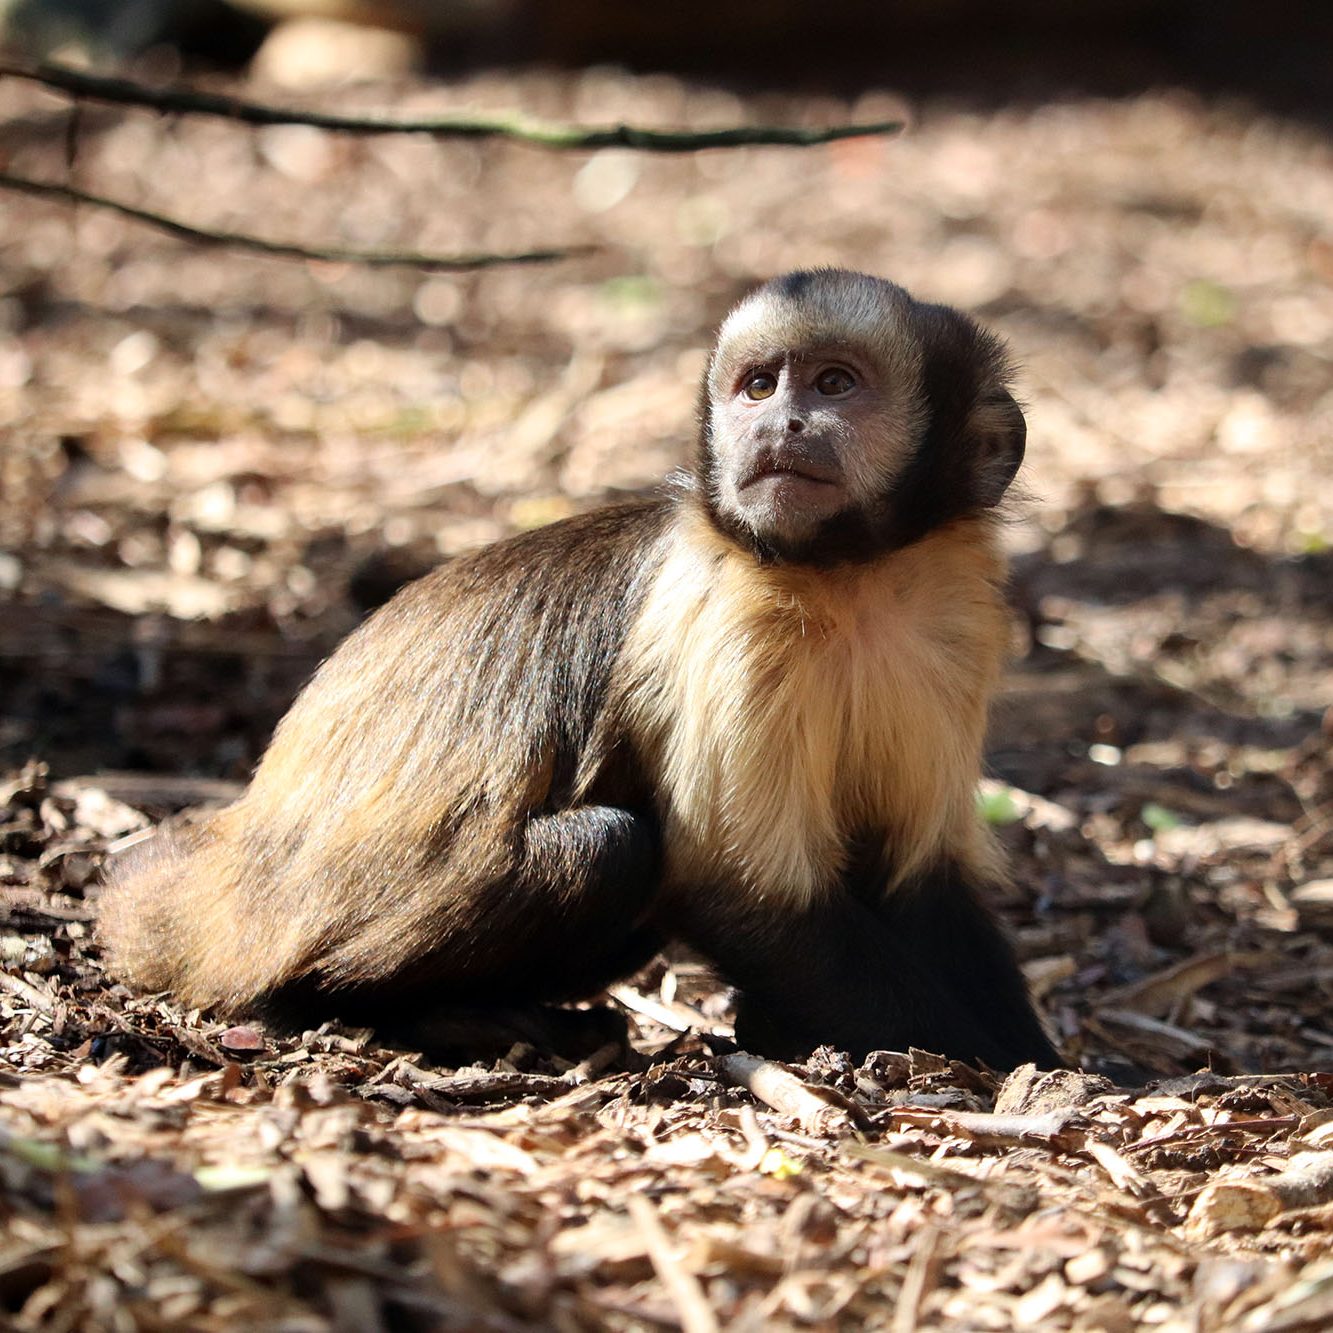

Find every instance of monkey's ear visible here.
[969,391,1026,507]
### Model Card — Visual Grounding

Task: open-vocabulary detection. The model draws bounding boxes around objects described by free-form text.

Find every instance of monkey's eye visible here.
[815,367,857,396]
[743,372,778,400]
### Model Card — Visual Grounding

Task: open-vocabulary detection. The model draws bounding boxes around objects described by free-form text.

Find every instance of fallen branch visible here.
[884,1105,1088,1150]
[0,171,586,272]
[608,982,725,1035]
[392,1062,571,1104]
[717,1052,857,1136]
[1124,1115,1299,1155]
[3,60,903,153]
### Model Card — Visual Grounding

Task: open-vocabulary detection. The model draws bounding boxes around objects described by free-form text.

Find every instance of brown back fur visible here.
[97,501,670,1011]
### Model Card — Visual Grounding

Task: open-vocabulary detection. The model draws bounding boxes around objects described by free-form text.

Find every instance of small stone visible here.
[220,1025,266,1055]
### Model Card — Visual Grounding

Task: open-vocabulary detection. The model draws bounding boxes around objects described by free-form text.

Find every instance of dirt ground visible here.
[1,52,1331,1331]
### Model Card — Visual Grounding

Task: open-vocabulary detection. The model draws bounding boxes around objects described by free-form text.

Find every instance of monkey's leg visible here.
[868,865,1061,1068]
[680,865,1060,1070]
[265,805,663,1056]
[492,805,665,1000]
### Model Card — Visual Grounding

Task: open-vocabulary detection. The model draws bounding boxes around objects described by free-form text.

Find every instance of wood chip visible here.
[1187,1154,1333,1238]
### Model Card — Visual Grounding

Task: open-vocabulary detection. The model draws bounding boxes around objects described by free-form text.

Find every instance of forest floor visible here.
[1,54,1331,1331]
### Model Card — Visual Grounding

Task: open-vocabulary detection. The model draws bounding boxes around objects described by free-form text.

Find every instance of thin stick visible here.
[0,171,585,271]
[626,1195,720,1333]
[717,1052,854,1135]
[608,982,721,1034]
[2,60,903,153]
[0,968,58,1014]
[892,1227,941,1333]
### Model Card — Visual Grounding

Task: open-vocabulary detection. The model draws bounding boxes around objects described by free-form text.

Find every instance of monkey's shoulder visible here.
[420,496,674,599]
[258,497,677,801]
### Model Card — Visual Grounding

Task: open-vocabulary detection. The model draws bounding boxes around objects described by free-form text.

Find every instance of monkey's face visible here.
[706,346,920,553]
[699,269,1025,566]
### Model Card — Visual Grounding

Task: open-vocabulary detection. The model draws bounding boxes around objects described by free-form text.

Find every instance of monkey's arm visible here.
[673,863,1060,1070]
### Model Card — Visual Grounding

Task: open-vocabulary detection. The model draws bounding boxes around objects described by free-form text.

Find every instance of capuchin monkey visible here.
[98,269,1061,1071]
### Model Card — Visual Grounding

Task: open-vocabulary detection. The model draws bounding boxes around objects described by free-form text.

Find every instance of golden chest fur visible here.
[622,510,1010,905]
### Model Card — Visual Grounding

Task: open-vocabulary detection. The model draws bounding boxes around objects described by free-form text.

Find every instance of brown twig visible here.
[717,1052,857,1135]
[393,1062,573,1104]
[883,1105,1088,1150]
[892,1227,942,1333]
[2,60,903,152]
[0,967,59,1014]
[0,170,587,272]
[626,1195,720,1333]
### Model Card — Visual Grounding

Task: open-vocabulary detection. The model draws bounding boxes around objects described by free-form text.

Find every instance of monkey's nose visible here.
[786,418,805,434]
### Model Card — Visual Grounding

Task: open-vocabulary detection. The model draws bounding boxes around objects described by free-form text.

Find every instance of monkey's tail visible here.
[96,815,293,1011]
[97,821,211,994]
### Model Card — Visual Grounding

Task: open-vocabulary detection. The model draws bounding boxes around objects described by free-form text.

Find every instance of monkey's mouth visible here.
[739,457,842,491]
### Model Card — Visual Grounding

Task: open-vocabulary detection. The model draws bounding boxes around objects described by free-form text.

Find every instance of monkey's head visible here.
[698,269,1026,565]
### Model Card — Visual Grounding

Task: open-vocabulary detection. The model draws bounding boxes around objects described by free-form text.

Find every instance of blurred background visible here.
[3,0,1332,108]
[0,0,1330,1068]
[2,0,1329,772]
